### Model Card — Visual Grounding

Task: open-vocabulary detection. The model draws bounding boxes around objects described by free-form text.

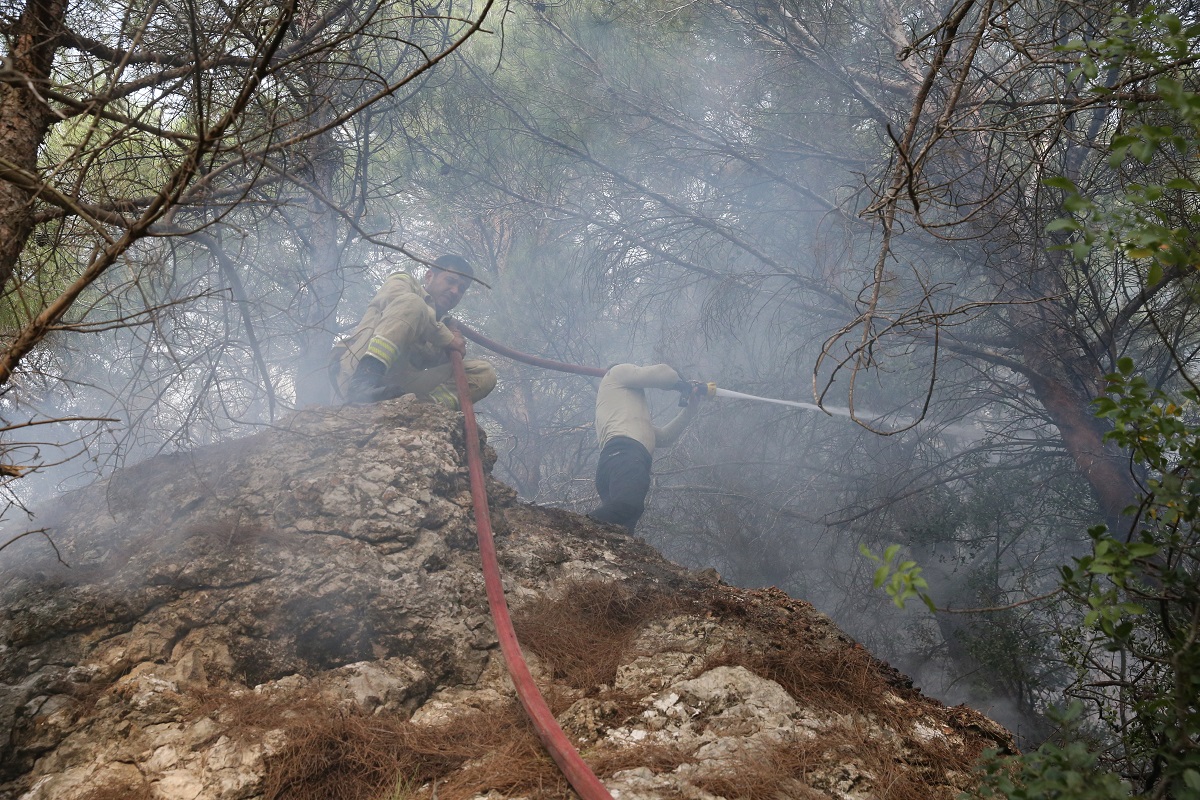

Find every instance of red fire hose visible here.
[457,322,607,378]
[448,350,614,800]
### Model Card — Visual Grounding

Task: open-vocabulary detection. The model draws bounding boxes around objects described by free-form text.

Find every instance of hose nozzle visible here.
[676,380,716,405]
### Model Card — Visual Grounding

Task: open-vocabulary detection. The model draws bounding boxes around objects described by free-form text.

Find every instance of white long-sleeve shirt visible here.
[595,363,698,455]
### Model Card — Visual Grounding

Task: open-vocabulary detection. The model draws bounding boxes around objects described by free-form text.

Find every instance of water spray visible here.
[702,383,825,413]
[686,381,981,439]
[684,381,844,416]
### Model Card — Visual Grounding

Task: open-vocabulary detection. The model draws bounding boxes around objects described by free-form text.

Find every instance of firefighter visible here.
[332,255,496,409]
[590,363,704,533]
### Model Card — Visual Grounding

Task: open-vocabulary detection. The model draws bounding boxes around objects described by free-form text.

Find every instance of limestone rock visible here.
[0,399,1011,800]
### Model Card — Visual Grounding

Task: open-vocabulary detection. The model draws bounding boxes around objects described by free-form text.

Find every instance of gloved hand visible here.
[676,380,707,406]
[445,329,466,356]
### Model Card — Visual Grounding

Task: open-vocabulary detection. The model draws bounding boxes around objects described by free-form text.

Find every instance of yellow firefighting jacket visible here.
[331,273,457,396]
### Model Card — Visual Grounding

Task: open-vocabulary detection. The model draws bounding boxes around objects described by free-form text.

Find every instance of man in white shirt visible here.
[590,363,703,533]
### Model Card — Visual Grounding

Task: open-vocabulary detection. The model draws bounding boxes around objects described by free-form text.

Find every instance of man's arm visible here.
[441,319,466,354]
[654,395,701,448]
[607,363,681,390]
[368,285,455,369]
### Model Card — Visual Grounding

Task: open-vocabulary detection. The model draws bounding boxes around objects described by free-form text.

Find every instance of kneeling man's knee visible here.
[467,360,498,400]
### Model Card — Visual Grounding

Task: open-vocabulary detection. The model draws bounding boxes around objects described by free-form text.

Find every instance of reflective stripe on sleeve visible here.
[366,336,400,369]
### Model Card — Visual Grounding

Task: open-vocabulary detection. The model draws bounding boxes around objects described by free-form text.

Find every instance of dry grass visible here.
[701,586,921,727]
[254,691,592,800]
[190,689,433,800]
[512,579,691,690]
[707,641,907,725]
[692,739,830,800]
[703,642,983,785]
[432,704,573,800]
[261,708,470,800]
[692,586,988,799]
[78,779,153,800]
[705,642,981,779]
[436,712,703,800]
[693,726,961,800]
[587,738,699,779]
[252,684,700,800]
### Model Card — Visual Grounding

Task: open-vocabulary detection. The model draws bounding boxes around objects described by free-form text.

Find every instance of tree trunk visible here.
[0,0,69,297]
[1013,304,1141,533]
[291,78,348,407]
[292,175,344,407]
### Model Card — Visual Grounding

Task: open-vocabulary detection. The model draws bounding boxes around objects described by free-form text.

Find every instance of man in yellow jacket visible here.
[590,363,704,533]
[332,255,497,409]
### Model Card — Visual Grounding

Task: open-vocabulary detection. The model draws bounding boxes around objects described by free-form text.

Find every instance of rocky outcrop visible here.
[0,398,1011,800]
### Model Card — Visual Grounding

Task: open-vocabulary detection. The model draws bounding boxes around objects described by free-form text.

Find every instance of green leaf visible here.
[1126,542,1160,558]
[1063,194,1093,212]
[1132,139,1157,163]
[1046,217,1081,232]
[1043,176,1078,190]
[1165,178,1198,190]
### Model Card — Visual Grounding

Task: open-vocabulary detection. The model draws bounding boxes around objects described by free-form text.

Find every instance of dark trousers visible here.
[590,436,653,534]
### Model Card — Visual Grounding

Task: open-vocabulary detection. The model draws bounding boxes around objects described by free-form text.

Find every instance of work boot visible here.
[346,356,386,404]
